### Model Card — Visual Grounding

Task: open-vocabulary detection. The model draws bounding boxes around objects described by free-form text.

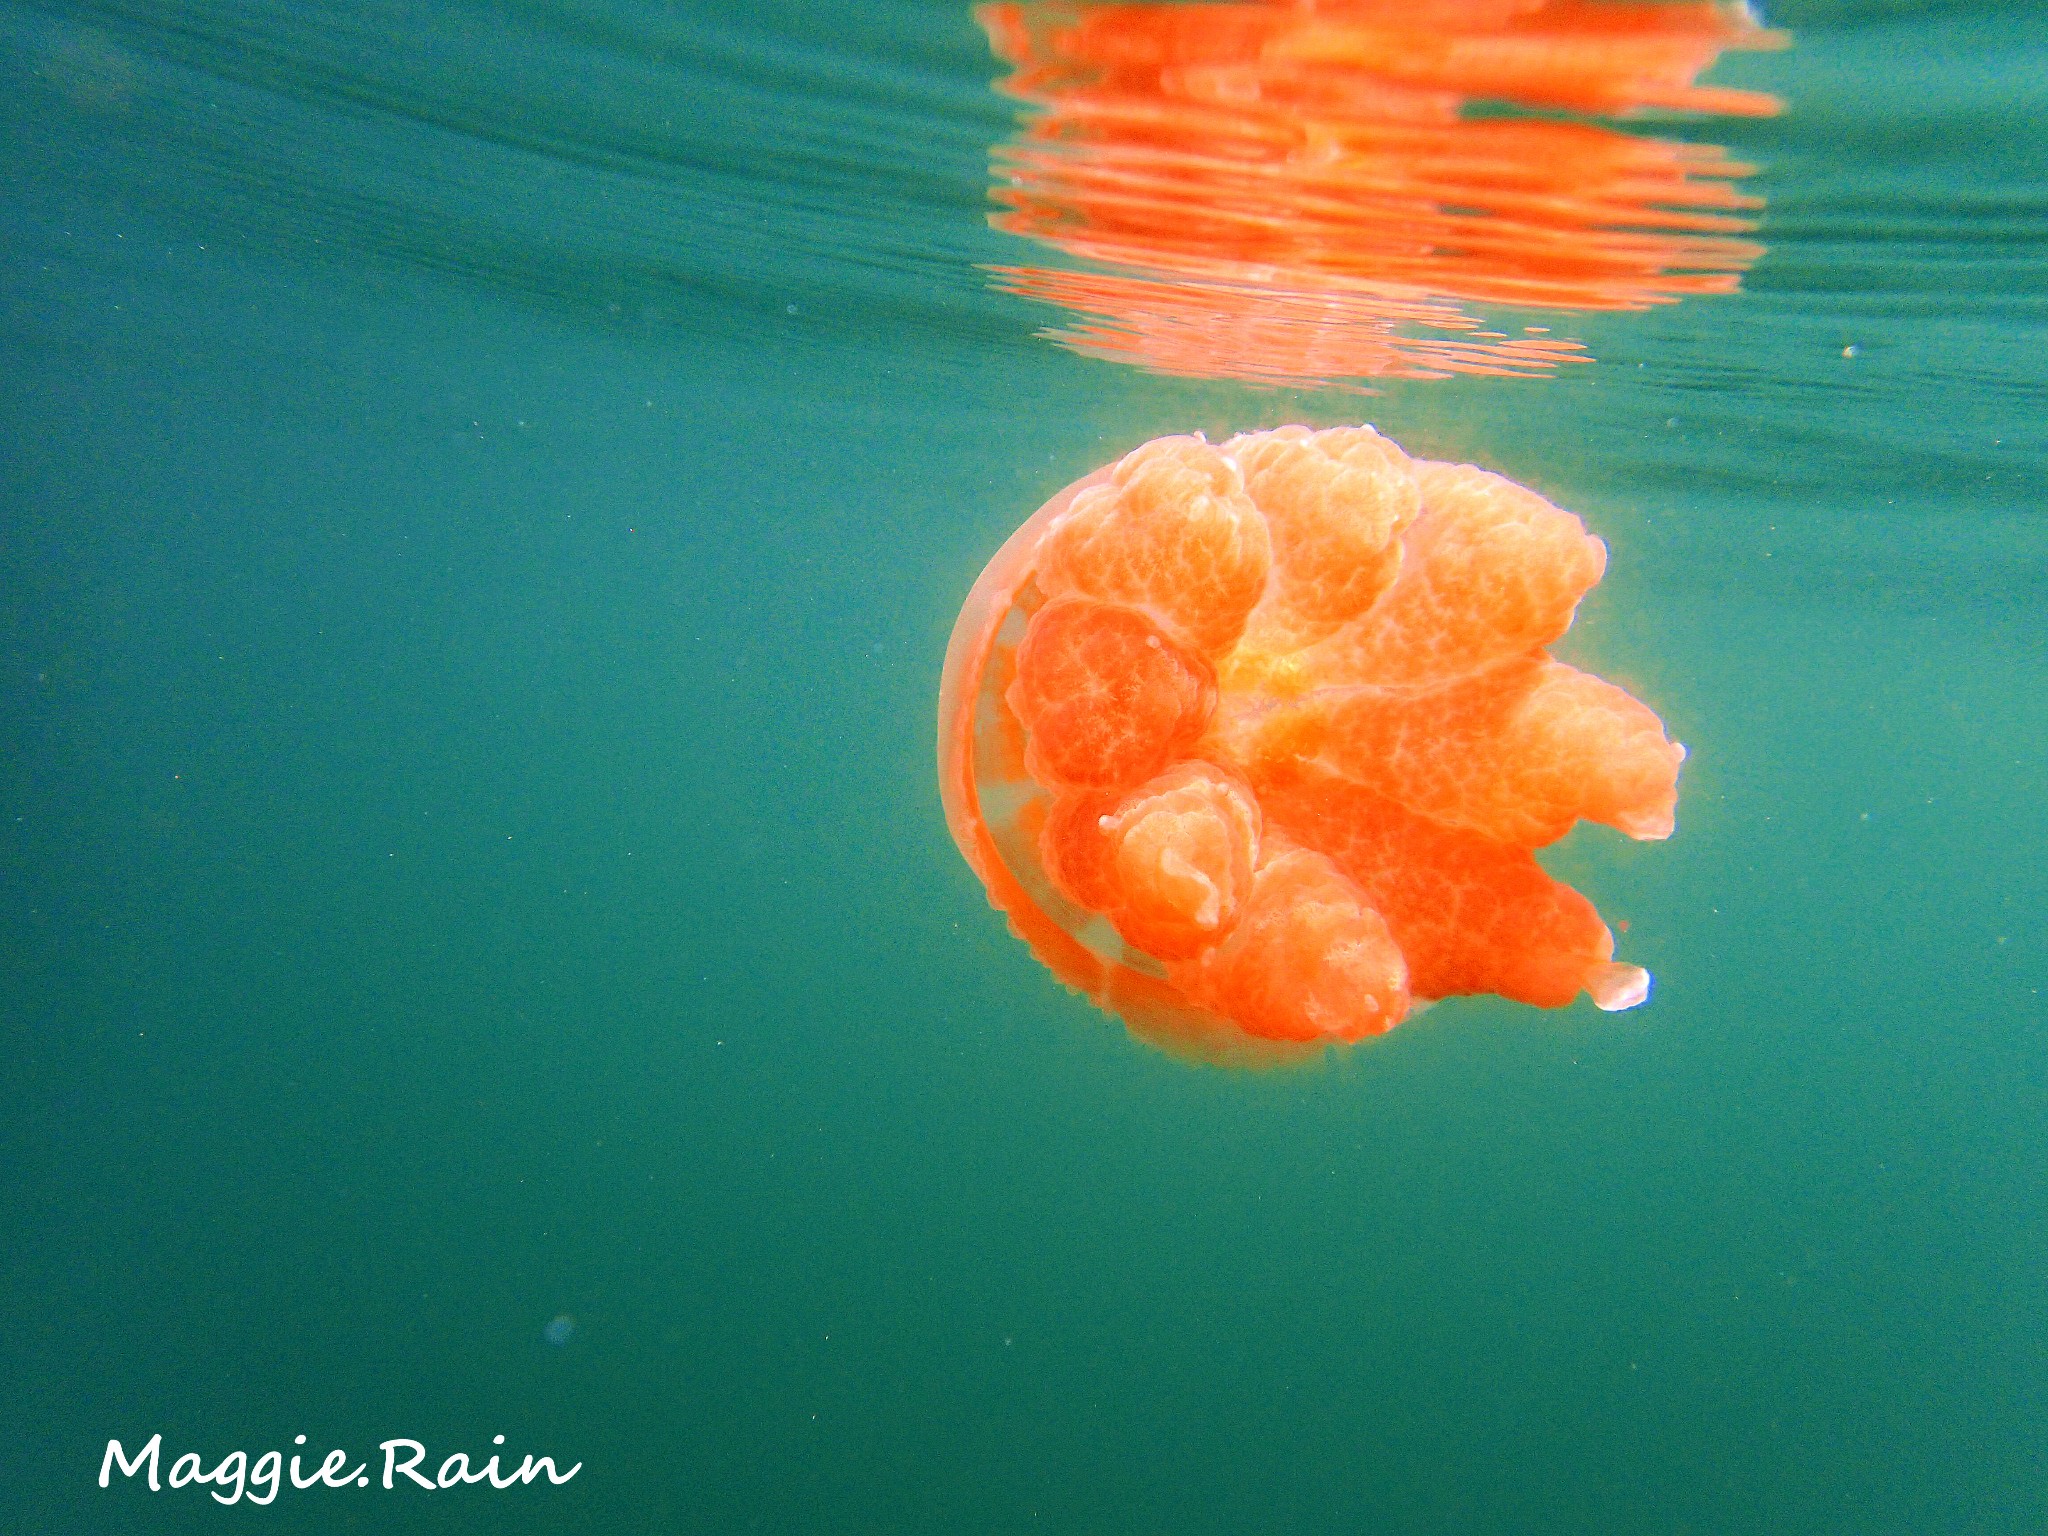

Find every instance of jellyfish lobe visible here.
[1167,845,1411,1044]
[1036,436,1271,656]
[1042,760,1262,962]
[1009,598,1216,788]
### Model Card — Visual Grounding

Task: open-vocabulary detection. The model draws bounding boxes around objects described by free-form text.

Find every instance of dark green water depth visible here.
[3,1,2044,1532]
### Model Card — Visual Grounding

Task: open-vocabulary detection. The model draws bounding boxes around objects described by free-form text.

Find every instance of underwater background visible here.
[2,0,2043,1531]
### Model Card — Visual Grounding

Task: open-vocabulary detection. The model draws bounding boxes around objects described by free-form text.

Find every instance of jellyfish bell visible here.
[937,427,1683,1062]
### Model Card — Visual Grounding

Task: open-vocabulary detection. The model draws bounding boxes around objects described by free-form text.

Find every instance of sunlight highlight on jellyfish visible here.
[938,428,1683,1062]
[978,0,1785,387]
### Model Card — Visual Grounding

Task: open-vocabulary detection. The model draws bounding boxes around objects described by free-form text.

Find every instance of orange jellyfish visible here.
[938,427,1683,1061]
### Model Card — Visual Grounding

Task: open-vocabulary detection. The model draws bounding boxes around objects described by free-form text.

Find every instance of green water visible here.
[2,1,2043,1531]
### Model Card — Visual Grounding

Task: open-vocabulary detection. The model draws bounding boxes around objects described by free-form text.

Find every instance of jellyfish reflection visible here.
[979,0,1784,387]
